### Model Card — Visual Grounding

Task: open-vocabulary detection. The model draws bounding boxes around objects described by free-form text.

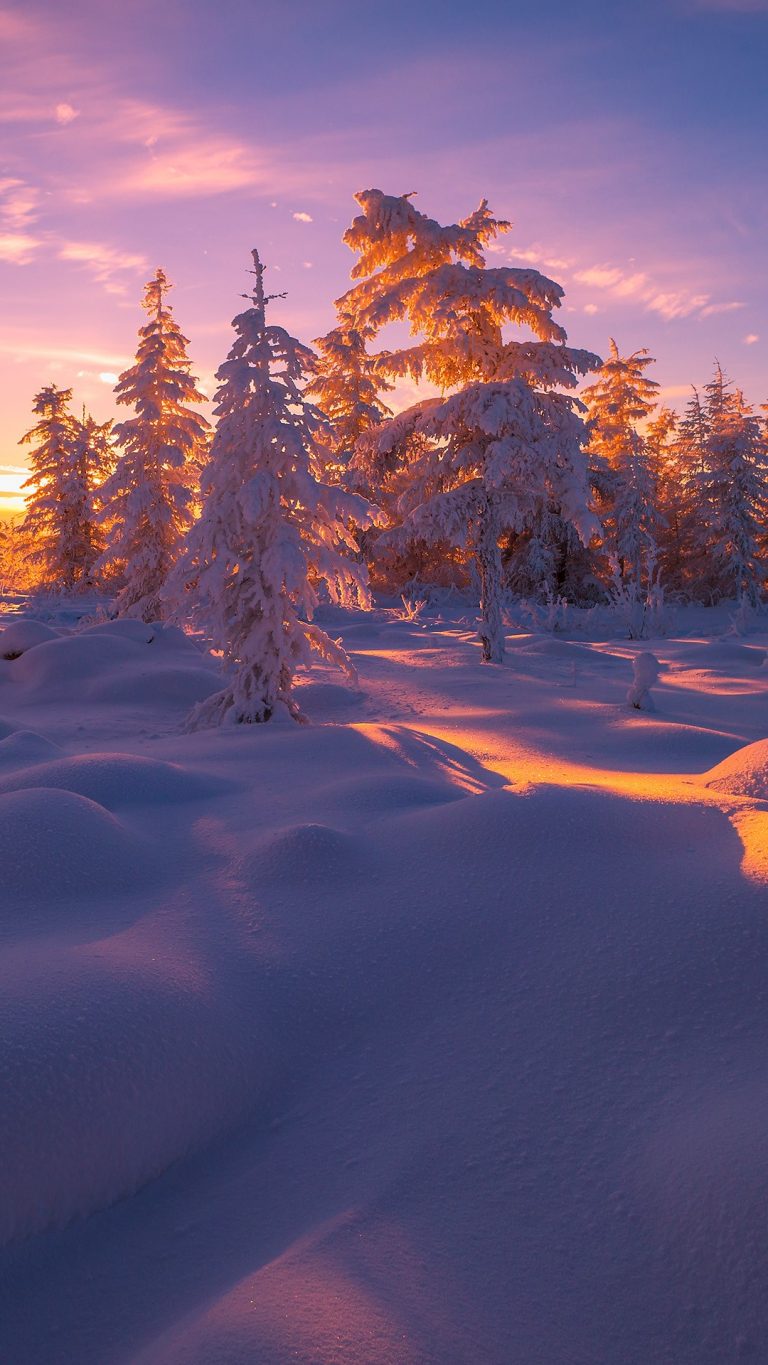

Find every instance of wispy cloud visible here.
[0,232,40,264]
[293,211,313,223]
[743,333,760,345]
[573,261,741,322]
[58,241,148,293]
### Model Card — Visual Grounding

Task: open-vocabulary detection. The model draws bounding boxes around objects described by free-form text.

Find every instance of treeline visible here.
[3,188,766,720]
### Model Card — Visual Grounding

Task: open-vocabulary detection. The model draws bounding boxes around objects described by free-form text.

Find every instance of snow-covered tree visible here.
[583,340,661,601]
[693,366,768,605]
[19,385,100,591]
[98,268,210,620]
[167,249,381,726]
[306,315,392,482]
[338,189,600,662]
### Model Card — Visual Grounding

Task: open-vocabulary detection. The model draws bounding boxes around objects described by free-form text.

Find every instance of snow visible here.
[1,600,768,1363]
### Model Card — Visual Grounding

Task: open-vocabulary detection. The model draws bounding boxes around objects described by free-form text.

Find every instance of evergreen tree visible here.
[167,249,380,726]
[19,384,99,591]
[582,340,661,600]
[306,314,392,482]
[99,268,210,621]
[338,189,600,662]
[693,365,768,605]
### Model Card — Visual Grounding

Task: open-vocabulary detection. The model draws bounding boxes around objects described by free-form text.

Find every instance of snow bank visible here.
[705,738,768,799]
[0,618,60,658]
[0,787,153,900]
[0,752,233,807]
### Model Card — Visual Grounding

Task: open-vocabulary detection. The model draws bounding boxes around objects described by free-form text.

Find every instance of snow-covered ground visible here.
[1,599,768,1364]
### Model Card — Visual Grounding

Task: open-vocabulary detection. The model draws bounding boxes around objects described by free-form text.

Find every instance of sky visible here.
[1,0,766,513]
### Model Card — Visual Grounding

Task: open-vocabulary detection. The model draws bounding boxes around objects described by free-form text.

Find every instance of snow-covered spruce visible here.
[692,365,768,607]
[339,189,600,662]
[19,385,103,592]
[167,249,381,726]
[583,340,661,612]
[306,314,392,483]
[98,268,210,622]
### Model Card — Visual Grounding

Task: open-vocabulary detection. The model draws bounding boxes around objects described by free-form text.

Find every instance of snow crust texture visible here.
[1,604,768,1364]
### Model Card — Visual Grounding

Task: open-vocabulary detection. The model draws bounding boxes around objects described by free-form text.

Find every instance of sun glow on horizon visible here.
[0,468,27,517]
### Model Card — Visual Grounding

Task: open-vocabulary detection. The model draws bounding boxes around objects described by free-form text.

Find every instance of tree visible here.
[582,340,661,604]
[19,384,100,591]
[694,365,768,605]
[98,268,210,621]
[167,249,381,726]
[306,315,392,482]
[338,189,600,661]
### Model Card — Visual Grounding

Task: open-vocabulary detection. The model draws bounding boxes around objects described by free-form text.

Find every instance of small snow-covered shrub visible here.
[627,651,661,710]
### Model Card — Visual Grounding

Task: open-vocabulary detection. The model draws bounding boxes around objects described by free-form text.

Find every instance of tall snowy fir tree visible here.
[98,268,210,621]
[693,365,768,605]
[582,341,661,603]
[19,385,101,592]
[167,249,381,726]
[338,189,600,661]
[306,314,392,483]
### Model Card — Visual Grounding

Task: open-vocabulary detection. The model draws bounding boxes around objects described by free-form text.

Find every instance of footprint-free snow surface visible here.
[1,603,768,1363]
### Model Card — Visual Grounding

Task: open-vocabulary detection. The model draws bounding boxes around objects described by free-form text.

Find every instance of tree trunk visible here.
[476,499,504,664]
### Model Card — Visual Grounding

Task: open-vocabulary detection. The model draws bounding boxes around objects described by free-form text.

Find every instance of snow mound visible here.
[0,730,63,768]
[0,753,231,807]
[11,633,146,692]
[0,716,17,740]
[0,618,60,658]
[704,738,768,799]
[245,823,369,886]
[0,788,152,900]
[80,617,159,644]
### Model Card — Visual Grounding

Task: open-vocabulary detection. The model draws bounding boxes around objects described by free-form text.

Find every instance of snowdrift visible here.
[1,604,768,1364]
[705,737,768,799]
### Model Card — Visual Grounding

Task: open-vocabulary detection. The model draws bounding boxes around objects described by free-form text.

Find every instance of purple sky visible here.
[1,0,766,512]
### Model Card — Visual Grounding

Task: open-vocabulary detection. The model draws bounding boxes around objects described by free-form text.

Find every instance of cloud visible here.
[699,300,746,317]
[583,303,599,314]
[0,178,40,230]
[54,101,79,125]
[573,261,741,322]
[293,211,313,223]
[509,242,574,273]
[743,333,760,345]
[0,232,41,264]
[58,241,148,292]
[0,339,130,368]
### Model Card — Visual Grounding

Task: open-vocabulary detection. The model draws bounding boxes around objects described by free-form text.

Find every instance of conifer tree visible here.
[306,315,392,482]
[338,189,600,662]
[582,341,661,601]
[167,249,381,726]
[19,385,99,591]
[694,366,768,605]
[99,268,209,621]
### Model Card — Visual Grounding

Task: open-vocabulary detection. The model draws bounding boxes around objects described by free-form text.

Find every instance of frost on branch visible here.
[167,249,381,727]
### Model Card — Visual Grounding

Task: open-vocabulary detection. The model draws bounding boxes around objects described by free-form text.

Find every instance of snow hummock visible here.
[705,737,768,799]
